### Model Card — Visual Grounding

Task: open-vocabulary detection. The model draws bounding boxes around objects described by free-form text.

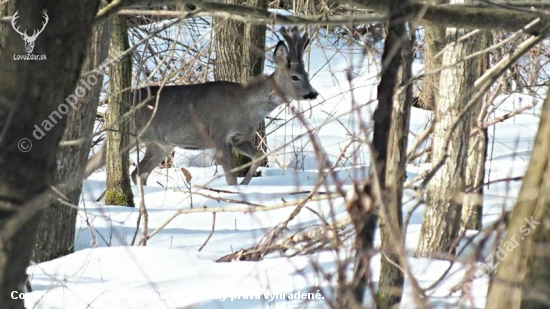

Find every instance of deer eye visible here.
[291,75,300,81]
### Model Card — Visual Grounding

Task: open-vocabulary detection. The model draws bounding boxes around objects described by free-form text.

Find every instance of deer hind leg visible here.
[131,142,173,185]
[230,137,262,185]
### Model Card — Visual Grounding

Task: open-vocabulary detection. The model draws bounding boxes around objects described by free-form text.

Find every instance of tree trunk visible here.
[521,207,550,308]
[32,17,112,263]
[416,9,481,257]
[418,0,448,111]
[105,16,134,206]
[378,15,413,308]
[0,0,16,56]
[485,87,550,309]
[418,1,447,165]
[461,33,491,231]
[0,0,98,307]
[214,0,267,177]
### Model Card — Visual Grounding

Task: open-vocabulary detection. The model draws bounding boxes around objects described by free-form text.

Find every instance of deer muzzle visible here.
[303,91,318,100]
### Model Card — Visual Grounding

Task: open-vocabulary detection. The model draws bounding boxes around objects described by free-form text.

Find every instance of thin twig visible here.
[198,213,216,252]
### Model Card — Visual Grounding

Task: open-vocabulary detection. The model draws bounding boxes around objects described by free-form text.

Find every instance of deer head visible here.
[11,11,49,54]
[273,26,318,101]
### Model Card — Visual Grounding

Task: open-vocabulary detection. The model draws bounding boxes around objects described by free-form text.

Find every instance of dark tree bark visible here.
[378,11,413,308]
[347,0,412,306]
[32,17,113,263]
[105,16,134,206]
[0,0,99,307]
[214,0,267,177]
[486,87,550,309]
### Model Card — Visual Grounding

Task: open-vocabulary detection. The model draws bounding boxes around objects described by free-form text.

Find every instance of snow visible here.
[24,25,545,309]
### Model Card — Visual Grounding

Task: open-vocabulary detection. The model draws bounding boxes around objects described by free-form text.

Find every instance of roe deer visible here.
[86,26,318,185]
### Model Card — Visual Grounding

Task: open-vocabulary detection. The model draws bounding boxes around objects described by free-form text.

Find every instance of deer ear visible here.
[273,41,289,67]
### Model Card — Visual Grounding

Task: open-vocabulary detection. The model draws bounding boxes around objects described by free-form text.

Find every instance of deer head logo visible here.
[11,11,49,54]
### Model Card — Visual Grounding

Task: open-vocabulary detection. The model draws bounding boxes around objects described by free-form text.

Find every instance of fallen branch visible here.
[146,192,342,240]
[216,218,351,262]
[180,190,265,208]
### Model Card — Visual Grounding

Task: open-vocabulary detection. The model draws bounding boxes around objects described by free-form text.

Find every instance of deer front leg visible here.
[216,144,237,185]
[132,142,173,185]
[231,138,262,185]
[241,152,262,185]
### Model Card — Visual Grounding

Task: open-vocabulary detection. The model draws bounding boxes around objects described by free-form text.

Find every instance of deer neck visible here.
[243,73,287,120]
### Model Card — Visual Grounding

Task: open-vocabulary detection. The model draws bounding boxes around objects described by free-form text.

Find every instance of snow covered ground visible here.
[23,26,545,308]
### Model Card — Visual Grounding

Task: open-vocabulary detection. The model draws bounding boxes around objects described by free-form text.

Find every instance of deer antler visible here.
[11,11,28,38]
[280,26,309,64]
[29,13,49,40]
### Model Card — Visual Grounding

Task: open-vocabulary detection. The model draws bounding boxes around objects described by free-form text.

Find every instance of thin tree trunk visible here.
[416,5,481,257]
[0,0,98,307]
[105,16,134,206]
[461,33,491,231]
[214,0,267,177]
[32,17,113,262]
[348,0,411,306]
[486,87,550,309]
[461,126,487,230]
[378,15,413,308]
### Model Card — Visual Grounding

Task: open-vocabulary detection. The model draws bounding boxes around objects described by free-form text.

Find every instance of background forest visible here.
[0,0,549,308]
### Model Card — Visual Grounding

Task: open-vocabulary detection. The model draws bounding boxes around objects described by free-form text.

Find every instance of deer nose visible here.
[303,91,318,100]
